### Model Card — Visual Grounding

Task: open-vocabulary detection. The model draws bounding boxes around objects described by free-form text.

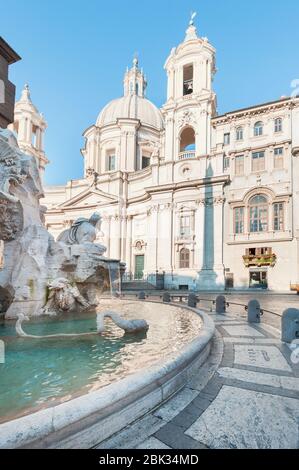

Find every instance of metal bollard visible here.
[188,293,198,308]
[138,291,146,300]
[162,292,171,303]
[281,308,299,343]
[216,295,226,314]
[247,299,261,323]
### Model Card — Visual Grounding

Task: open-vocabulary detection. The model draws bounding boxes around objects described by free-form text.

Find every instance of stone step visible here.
[122,281,157,291]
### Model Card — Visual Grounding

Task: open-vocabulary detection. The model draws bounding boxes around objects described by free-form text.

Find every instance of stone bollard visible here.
[188,293,198,308]
[162,292,171,303]
[247,299,261,323]
[215,295,226,315]
[281,308,299,343]
[138,291,146,300]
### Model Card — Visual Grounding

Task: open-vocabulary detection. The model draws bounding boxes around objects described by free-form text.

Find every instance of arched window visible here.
[180,248,190,269]
[274,118,282,133]
[249,195,268,233]
[254,121,263,137]
[236,127,243,141]
[183,64,194,96]
[179,127,195,159]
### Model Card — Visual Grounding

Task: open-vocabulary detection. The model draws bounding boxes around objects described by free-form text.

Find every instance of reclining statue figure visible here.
[57,212,106,254]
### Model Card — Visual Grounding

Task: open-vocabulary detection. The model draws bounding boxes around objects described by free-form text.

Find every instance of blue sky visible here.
[1,0,299,185]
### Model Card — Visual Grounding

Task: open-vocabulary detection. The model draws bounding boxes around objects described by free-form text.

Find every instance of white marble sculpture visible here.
[96,310,149,334]
[57,213,106,255]
[43,278,94,315]
[0,129,124,318]
[16,311,149,338]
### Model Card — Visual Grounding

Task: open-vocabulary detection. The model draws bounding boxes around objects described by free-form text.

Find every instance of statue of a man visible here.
[57,212,104,246]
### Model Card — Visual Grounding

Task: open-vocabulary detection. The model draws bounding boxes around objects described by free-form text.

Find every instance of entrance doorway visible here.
[134,255,144,280]
[249,271,268,289]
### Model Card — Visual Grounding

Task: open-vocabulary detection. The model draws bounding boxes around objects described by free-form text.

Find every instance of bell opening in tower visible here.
[183,64,194,96]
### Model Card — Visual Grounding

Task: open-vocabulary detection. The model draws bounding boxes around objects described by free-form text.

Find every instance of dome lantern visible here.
[123,55,147,98]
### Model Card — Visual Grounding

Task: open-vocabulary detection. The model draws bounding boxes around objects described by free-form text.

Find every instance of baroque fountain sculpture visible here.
[0,128,148,334]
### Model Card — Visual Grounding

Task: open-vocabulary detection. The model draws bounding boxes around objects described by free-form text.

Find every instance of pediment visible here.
[58,187,119,209]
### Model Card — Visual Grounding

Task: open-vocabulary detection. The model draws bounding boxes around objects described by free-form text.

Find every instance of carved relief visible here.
[178,110,195,128]
[0,199,23,241]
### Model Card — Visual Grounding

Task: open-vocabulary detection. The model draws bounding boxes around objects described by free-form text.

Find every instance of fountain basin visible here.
[0,300,214,449]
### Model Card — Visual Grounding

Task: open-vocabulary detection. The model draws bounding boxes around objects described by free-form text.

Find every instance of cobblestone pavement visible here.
[95,309,299,450]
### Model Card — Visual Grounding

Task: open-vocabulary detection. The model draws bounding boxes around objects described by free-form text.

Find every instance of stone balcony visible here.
[178,151,196,161]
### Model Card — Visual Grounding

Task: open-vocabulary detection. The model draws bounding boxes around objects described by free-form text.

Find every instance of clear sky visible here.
[1,0,299,185]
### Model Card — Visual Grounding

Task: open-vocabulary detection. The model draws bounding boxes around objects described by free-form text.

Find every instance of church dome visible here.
[96,58,164,130]
[96,94,164,130]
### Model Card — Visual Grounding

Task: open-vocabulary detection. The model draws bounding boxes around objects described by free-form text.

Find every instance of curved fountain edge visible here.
[0,303,215,449]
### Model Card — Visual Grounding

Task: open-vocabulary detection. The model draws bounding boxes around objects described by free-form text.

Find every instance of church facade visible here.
[13,19,299,291]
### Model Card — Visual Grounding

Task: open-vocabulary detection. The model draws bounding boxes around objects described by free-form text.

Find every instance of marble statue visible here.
[0,129,124,318]
[16,311,149,338]
[57,213,106,250]
[96,310,149,334]
[43,278,94,315]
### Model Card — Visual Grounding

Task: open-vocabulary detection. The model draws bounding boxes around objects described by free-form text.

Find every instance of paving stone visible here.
[136,437,171,450]
[154,388,198,422]
[234,345,292,372]
[185,386,299,449]
[224,337,281,345]
[222,325,264,338]
[96,414,166,449]
[171,409,200,429]
[155,422,208,449]
[218,367,299,392]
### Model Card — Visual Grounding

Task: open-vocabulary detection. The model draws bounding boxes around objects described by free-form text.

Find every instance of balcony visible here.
[178,151,196,161]
[243,254,277,268]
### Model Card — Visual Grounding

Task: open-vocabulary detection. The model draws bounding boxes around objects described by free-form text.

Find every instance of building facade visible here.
[14,19,299,291]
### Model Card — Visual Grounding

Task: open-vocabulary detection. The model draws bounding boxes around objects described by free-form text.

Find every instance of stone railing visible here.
[178,151,196,161]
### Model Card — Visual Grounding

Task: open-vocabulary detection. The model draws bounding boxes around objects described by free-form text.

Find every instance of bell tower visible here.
[9,84,49,176]
[162,13,217,160]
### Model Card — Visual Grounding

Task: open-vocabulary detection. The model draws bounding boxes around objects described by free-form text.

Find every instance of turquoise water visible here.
[0,300,202,423]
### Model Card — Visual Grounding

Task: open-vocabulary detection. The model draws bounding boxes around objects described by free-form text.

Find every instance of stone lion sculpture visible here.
[43,277,94,315]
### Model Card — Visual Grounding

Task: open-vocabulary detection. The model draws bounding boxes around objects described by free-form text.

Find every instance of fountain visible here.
[0,128,125,319]
[0,127,214,450]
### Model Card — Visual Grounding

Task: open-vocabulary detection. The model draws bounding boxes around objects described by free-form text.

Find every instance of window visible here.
[183,64,193,96]
[274,118,282,133]
[273,203,284,231]
[180,248,190,268]
[180,215,191,238]
[247,247,272,256]
[236,127,243,141]
[254,121,263,137]
[223,155,230,171]
[234,207,244,234]
[274,147,284,169]
[252,151,265,172]
[249,195,268,233]
[224,133,230,145]
[108,154,116,171]
[142,156,151,169]
[235,155,244,176]
[179,127,195,154]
